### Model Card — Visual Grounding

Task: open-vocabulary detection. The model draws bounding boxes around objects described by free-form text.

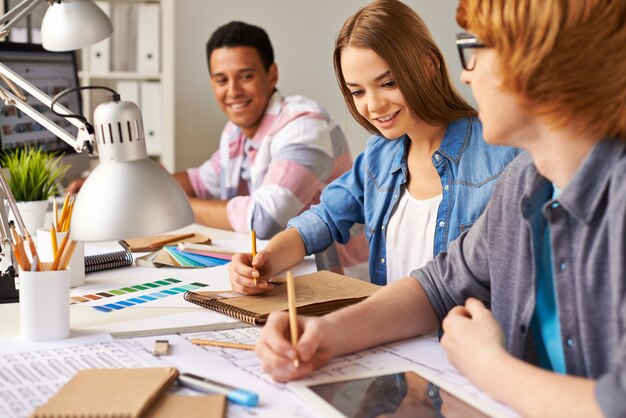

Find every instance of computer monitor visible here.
[0,42,89,183]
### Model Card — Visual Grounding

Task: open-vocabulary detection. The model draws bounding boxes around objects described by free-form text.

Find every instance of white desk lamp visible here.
[0,0,194,245]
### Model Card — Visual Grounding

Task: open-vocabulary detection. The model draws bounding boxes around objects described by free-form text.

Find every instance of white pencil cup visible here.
[36,227,85,288]
[19,268,70,342]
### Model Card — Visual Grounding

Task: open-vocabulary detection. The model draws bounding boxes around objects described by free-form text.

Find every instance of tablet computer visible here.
[288,365,514,418]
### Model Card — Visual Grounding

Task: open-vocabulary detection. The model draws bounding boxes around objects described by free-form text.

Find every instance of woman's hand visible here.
[256,312,337,382]
[228,250,275,294]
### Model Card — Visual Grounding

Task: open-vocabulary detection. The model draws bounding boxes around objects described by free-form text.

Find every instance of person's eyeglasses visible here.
[456,33,485,71]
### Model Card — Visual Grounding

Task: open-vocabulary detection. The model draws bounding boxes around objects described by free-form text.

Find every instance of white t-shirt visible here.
[385,188,442,284]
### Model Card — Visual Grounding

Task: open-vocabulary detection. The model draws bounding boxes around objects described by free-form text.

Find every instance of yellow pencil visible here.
[58,191,70,232]
[191,339,256,351]
[50,222,58,258]
[51,231,70,271]
[286,271,299,368]
[62,198,74,232]
[251,229,257,287]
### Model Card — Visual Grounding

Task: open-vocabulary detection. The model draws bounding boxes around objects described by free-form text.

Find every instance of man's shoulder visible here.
[280,95,328,117]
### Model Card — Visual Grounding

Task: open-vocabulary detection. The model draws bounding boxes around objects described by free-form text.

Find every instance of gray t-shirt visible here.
[412,138,626,417]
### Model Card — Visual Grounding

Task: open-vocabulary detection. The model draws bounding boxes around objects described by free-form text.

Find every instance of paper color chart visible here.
[69,278,208,313]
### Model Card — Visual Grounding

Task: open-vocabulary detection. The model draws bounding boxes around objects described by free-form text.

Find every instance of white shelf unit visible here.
[78,0,175,172]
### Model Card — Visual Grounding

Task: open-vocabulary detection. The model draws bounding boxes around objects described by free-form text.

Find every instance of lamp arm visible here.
[0,61,95,153]
[0,0,46,38]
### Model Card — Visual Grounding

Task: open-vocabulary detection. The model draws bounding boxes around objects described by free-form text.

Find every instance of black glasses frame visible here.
[455,33,485,71]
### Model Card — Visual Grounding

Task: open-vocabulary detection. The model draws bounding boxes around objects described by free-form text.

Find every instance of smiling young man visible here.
[175,21,356,243]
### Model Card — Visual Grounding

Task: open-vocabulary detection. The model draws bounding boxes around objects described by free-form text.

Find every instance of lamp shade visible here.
[69,99,194,242]
[70,159,194,242]
[41,0,113,52]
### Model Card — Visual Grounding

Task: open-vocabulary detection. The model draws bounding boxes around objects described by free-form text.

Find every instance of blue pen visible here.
[178,372,259,407]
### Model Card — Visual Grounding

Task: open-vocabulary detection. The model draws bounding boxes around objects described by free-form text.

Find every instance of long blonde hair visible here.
[457,0,626,138]
[334,0,476,135]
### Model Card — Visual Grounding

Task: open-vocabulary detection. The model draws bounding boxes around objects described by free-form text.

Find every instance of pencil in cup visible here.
[37,227,86,286]
[286,271,300,368]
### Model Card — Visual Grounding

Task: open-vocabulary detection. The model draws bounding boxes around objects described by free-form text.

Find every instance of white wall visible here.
[172,1,469,171]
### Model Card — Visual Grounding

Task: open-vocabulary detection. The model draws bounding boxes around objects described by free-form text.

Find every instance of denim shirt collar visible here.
[389,136,409,174]
[438,117,473,163]
[389,118,474,175]
[522,137,625,224]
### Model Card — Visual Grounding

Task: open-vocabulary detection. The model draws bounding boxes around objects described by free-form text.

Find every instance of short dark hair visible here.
[206,21,274,72]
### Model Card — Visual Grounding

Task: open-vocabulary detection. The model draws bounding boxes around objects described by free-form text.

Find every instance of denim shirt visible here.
[288,117,519,285]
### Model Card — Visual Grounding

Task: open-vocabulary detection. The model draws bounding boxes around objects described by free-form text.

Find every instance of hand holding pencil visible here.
[254,276,338,381]
[227,248,275,295]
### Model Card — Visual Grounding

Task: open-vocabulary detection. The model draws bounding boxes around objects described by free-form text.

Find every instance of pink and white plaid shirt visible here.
[188,91,350,237]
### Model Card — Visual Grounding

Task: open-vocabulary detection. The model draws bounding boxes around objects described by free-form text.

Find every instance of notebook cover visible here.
[143,394,227,418]
[184,270,381,325]
[119,233,211,252]
[32,367,178,418]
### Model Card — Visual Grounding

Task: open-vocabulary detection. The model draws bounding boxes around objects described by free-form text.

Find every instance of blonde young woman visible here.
[228,0,517,292]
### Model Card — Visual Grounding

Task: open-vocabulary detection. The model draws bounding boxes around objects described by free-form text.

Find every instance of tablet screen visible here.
[308,371,489,417]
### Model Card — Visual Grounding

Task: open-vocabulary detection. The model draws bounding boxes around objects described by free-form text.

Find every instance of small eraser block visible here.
[153,339,169,356]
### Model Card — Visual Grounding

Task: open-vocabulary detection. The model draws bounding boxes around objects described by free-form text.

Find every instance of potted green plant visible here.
[1,147,69,234]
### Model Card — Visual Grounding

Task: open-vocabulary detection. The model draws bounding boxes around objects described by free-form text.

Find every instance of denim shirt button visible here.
[381,225,385,231]
[444,185,449,191]
[434,153,441,161]
[380,258,385,264]
[438,221,445,227]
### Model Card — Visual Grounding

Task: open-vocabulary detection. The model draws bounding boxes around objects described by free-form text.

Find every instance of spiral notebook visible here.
[183,270,381,325]
[85,250,134,273]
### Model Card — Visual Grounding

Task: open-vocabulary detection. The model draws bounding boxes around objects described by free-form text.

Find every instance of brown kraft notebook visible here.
[183,270,381,325]
[32,367,178,418]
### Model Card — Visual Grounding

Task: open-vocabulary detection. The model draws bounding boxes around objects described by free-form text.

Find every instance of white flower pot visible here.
[11,200,49,236]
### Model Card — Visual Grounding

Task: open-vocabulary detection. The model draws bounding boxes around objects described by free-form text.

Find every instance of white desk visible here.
[0,224,515,418]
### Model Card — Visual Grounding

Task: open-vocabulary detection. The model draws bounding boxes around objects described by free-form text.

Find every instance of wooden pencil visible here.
[191,339,256,351]
[53,198,58,231]
[24,231,40,271]
[145,232,195,249]
[286,271,299,368]
[51,231,70,270]
[50,222,58,257]
[10,223,30,272]
[59,240,77,270]
[251,229,257,287]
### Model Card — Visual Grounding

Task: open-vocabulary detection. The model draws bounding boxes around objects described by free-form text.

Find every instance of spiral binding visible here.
[184,291,260,324]
[84,250,134,273]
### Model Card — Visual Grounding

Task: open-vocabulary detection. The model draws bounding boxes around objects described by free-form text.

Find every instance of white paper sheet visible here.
[0,338,169,418]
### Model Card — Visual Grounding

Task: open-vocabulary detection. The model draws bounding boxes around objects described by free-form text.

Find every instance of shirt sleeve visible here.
[187,150,221,199]
[229,116,347,238]
[288,150,367,255]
